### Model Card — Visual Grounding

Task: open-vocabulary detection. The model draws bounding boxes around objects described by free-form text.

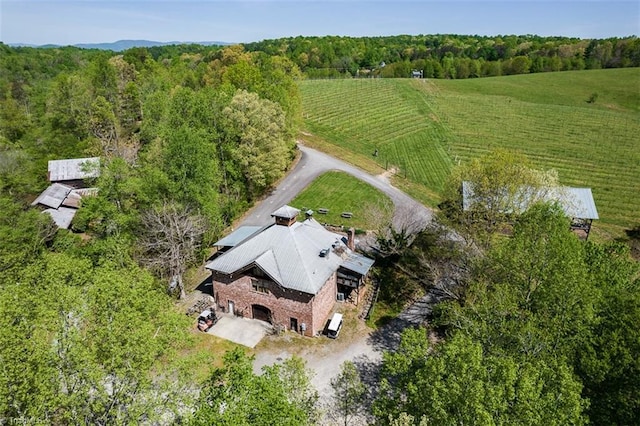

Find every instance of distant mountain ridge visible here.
[8,39,232,51]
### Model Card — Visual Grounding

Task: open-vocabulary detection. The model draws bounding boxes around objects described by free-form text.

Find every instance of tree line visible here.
[243,34,640,78]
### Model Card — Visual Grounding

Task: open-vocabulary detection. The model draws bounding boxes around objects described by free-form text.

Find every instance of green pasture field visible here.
[299,68,640,239]
[289,171,393,230]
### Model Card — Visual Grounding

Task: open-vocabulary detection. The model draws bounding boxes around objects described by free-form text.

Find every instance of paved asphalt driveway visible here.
[239,143,433,229]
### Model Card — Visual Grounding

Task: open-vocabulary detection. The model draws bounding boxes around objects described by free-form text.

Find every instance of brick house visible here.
[205,206,374,336]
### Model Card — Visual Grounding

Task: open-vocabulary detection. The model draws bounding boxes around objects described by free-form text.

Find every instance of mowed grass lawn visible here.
[299,68,640,239]
[289,171,393,230]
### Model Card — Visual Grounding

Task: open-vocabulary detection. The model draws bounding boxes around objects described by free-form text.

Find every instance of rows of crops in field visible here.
[301,78,453,191]
[300,69,640,237]
[425,72,640,233]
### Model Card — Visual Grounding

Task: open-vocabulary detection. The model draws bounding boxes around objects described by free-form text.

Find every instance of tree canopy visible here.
[243,34,640,78]
[382,203,640,425]
[0,43,303,423]
[190,349,318,425]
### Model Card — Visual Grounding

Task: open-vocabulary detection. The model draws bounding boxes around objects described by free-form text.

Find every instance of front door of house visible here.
[228,300,234,315]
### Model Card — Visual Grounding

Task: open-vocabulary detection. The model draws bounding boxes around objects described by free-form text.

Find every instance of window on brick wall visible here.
[251,279,269,294]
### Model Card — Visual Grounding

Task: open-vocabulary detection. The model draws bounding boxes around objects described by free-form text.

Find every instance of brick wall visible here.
[211,271,337,336]
[311,273,338,335]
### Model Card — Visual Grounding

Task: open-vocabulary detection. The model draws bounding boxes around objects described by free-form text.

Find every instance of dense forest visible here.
[0,42,307,423]
[0,42,301,232]
[1,41,639,424]
[245,34,640,78]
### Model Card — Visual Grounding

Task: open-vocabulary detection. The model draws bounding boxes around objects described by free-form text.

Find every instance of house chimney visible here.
[347,228,355,250]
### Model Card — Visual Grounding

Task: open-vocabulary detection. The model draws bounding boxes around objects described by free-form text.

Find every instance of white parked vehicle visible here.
[327,313,343,339]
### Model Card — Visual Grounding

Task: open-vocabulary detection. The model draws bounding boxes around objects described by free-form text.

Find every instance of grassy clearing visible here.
[365,299,403,329]
[289,171,393,230]
[300,69,640,238]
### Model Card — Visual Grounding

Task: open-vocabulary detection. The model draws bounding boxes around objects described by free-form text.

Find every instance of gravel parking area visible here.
[252,292,436,424]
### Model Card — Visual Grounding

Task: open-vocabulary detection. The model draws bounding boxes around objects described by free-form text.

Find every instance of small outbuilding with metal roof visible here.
[48,157,100,187]
[462,181,599,239]
[31,157,101,229]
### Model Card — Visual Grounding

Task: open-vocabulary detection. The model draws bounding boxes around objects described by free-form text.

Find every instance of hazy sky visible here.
[1,0,638,45]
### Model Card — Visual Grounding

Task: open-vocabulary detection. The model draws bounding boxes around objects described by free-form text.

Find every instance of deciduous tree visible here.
[137,201,206,299]
[578,242,640,425]
[374,328,586,425]
[330,361,367,426]
[440,149,559,247]
[222,89,292,196]
[0,252,194,424]
[190,349,317,425]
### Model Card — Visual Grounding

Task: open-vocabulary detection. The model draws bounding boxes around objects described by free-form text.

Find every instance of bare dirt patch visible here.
[376,166,398,184]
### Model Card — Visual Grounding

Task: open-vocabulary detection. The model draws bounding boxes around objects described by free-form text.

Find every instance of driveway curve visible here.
[244,143,438,422]
[239,143,433,229]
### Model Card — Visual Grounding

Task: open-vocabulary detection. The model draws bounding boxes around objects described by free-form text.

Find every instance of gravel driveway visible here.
[241,142,436,422]
[253,293,437,424]
[239,143,433,229]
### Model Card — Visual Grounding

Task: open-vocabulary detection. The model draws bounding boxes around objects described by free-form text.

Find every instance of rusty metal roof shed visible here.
[61,187,99,208]
[48,157,100,182]
[31,183,73,209]
[43,207,77,229]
